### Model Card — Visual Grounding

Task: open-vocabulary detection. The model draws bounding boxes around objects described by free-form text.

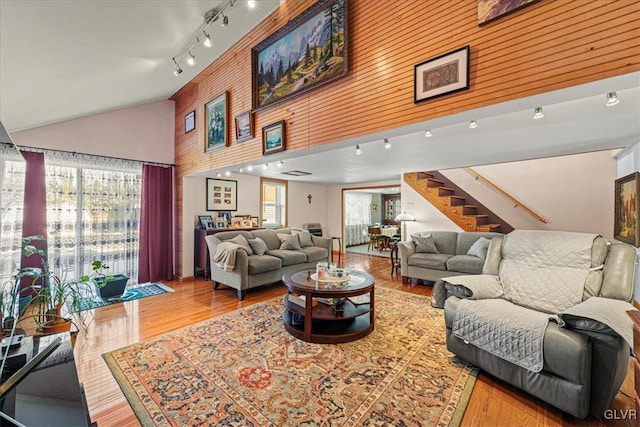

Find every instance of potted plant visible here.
[82,260,129,300]
[18,235,92,335]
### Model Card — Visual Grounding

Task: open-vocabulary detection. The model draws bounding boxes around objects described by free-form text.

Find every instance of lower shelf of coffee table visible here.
[282,309,373,344]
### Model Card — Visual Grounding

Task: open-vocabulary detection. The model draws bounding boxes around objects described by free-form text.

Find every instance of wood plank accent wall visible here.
[171,0,640,278]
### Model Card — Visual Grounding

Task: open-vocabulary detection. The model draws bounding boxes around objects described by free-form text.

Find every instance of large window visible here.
[0,144,26,282]
[44,152,142,284]
[261,178,287,228]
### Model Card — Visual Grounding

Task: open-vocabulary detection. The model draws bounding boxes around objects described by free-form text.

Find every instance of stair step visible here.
[426,178,445,188]
[464,214,488,225]
[438,187,455,196]
[448,196,466,206]
[417,172,435,180]
[453,205,477,215]
[477,224,502,232]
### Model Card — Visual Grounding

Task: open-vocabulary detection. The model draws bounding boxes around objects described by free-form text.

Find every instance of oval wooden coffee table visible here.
[282,269,375,343]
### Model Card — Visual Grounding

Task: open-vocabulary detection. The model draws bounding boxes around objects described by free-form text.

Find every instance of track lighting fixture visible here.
[355,145,362,155]
[186,51,195,66]
[172,0,254,76]
[247,165,253,171]
[606,92,620,106]
[238,168,244,173]
[277,161,283,167]
[384,138,391,149]
[533,107,544,119]
[424,130,432,138]
[262,163,268,170]
[469,120,478,129]
[225,171,231,176]
[216,172,222,177]
[172,58,183,76]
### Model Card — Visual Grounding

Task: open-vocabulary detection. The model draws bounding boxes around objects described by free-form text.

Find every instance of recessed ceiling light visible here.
[533,107,544,119]
[606,92,620,106]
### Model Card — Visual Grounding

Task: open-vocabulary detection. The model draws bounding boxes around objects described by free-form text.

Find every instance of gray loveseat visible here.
[205,227,331,300]
[443,230,637,418]
[398,231,503,285]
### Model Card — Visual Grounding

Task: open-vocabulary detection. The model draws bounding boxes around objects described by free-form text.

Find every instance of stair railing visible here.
[465,167,548,224]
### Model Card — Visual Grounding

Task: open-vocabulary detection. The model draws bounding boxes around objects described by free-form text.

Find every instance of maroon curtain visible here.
[20,151,47,289]
[138,164,174,283]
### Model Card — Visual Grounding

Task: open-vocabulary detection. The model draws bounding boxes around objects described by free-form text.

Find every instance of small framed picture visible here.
[218,211,232,224]
[234,111,254,143]
[251,216,260,227]
[414,45,470,103]
[231,217,243,229]
[185,110,195,134]
[215,218,227,229]
[198,215,213,230]
[242,219,252,228]
[262,120,285,155]
[614,172,640,246]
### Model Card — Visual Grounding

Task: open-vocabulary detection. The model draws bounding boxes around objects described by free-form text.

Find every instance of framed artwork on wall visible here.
[234,111,254,142]
[185,110,195,134]
[614,172,640,247]
[251,0,348,110]
[414,45,470,103]
[477,0,541,26]
[206,178,237,211]
[262,120,285,155]
[205,92,228,152]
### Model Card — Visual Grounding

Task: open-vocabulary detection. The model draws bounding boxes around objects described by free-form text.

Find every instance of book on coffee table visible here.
[288,294,318,307]
[348,295,370,305]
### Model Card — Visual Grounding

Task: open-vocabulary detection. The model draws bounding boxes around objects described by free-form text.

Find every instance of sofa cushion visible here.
[299,246,328,263]
[412,234,439,253]
[247,255,282,275]
[466,237,491,259]
[278,233,302,250]
[408,253,452,270]
[414,231,458,254]
[267,249,308,266]
[446,255,485,274]
[229,234,253,255]
[292,230,314,248]
[250,229,281,250]
[247,237,269,256]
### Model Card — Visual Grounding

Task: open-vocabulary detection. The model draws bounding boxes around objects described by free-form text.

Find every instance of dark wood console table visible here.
[194,228,261,279]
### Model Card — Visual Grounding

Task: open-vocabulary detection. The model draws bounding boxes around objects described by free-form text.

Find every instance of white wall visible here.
[616,142,640,302]
[11,101,175,164]
[441,150,617,239]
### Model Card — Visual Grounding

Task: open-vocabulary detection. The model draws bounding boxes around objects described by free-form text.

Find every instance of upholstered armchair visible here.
[443,230,637,419]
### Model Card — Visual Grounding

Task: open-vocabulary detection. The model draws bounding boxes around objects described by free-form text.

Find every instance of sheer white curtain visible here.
[44,151,142,285]
[0,143,25,282]
[344,192,372,246]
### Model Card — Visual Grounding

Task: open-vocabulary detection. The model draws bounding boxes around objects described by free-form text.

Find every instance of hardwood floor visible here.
[73,253,635,426]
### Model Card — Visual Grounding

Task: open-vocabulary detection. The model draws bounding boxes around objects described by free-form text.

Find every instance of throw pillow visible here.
[292,230,314,248]
[412,234,439,253]
[467,237,491,259]
[228,234,253,255]
[278,233,302,250]
[247,237,269,256]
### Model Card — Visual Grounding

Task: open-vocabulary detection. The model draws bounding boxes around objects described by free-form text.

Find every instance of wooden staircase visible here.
[404,171,514,233]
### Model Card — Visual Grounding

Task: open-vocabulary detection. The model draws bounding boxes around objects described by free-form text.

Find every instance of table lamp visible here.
[394,212,415,241]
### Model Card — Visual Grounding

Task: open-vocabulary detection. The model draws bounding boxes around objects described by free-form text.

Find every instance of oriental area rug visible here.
[103,287,477,426]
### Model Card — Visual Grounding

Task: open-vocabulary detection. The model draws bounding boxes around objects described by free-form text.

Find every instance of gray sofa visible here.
[205,227,331,300]
[398,231,503,285]
[443,230,637,418]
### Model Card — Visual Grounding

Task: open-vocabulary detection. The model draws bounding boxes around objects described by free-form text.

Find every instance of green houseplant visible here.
[82,260,129,299]
[18,235,92,335]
